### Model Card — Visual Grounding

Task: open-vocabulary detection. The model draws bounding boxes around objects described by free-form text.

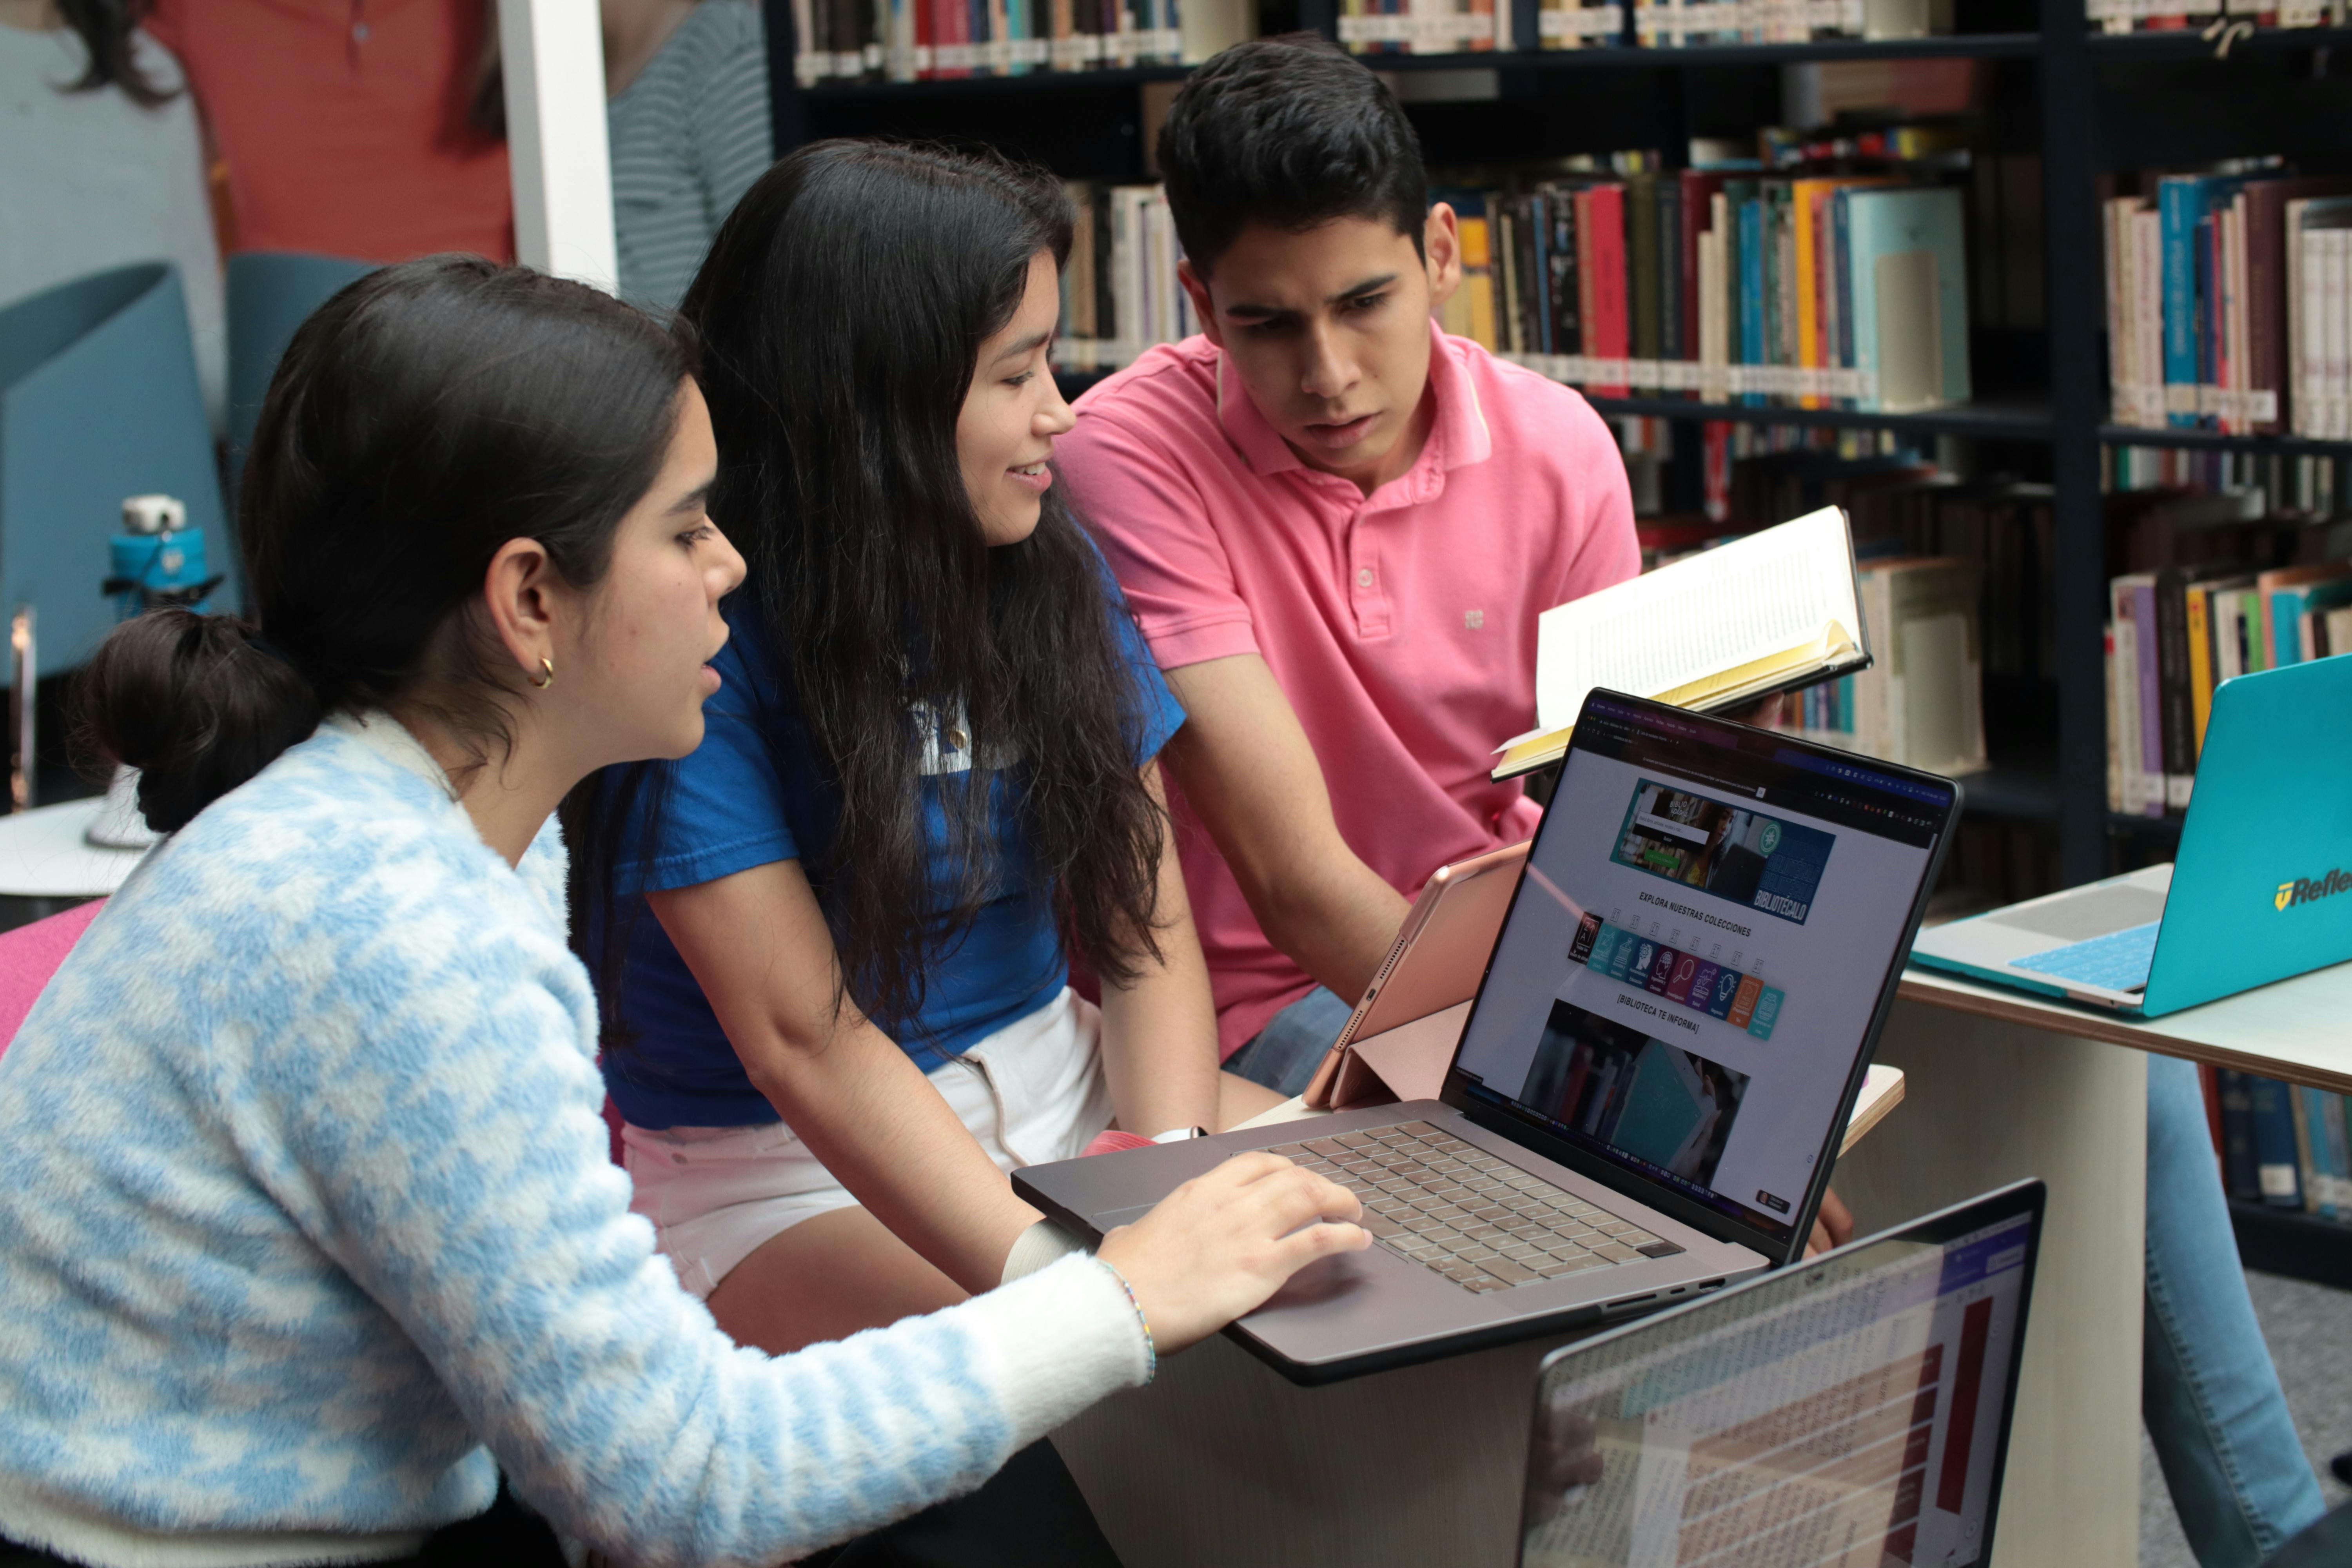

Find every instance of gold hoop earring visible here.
[531,656,555,690]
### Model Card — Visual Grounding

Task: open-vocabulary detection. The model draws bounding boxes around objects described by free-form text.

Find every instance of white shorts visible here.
[621,987,1114,1299]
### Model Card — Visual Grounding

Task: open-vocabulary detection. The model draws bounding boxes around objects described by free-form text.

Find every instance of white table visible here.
[0,798,148,899]
[1896,960,2352,1095]
[1055,1070,1910,1568]
[1058,966,2351,1568]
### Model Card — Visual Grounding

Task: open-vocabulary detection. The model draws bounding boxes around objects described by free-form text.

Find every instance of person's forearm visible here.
[1097,763,1226,1136]
[1098,951,1221,1138]
[744,1021,1040,1294]
[1247,853,1413,1007]
[1155,661,1413,1007]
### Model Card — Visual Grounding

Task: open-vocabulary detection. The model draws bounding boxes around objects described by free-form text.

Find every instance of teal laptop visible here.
[1911,656,2352,1016]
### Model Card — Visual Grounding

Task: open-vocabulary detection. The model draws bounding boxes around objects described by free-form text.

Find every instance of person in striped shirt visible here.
[605,0,774,311]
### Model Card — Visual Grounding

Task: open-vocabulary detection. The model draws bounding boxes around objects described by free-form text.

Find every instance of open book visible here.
[1492,506,1871,781]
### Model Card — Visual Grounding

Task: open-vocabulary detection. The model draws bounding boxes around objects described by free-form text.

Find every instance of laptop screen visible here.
[1519,1196,2038,1568]
[1448,695,1954,1247]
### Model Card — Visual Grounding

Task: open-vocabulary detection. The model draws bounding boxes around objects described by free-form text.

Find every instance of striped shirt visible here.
[610,0,774,313]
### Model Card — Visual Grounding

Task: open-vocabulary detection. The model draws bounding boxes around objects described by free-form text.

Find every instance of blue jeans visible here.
[2144,1054,2325,1567]
[1224,985,1356,1098]
[1237,996,2321,1566]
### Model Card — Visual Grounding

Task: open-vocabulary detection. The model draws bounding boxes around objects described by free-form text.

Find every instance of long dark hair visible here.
[596,139,1167,1040]
[75,256,692,833]
[56,0,175,108]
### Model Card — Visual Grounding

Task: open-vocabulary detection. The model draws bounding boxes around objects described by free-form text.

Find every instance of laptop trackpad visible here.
[1995,884,2168,942]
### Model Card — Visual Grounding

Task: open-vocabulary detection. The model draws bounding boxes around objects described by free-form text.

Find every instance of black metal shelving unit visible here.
[757,4,2352,1279]
[2230,1200,2352,1292]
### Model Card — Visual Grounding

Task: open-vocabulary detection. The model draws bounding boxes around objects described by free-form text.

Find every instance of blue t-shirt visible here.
[601,588,1184,1130]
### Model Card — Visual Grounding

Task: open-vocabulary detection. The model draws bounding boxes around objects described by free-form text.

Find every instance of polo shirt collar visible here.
[1214,317,1495,482]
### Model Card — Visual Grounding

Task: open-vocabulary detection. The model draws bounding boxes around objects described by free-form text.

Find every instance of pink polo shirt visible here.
[1059,322,1640,1058]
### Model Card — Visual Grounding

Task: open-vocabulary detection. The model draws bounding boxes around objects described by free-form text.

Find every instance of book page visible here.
[1536,508,1862,730]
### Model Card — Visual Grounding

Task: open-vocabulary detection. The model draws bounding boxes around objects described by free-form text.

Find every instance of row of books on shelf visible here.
[792,0,1959,69]
[791,3,2352,74]
[788,0,1194,82]
[1338,0,1882,52]
[1765,551,1988,772]
[2107,443,2341,518]
[2102,164,2352,439]
[2104,548,2352,817]
[1705,444,2055,678]
[2089,0,2349,30]
[1054,182,1199,366]
[2214,1069,2352,1223]
[1049,135,2019,413]
[1432,150,1976,414]
[1627,465,2001,774]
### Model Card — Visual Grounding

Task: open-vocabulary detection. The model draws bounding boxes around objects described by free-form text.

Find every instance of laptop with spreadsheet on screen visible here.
[1518,1180,2044,1568]
[1016,690,1960,1383]
[1910,656,2352,1016]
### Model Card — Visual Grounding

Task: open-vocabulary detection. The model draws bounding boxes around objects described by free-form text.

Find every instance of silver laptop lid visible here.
[1519,1180,2044,1568]
[1445,691,1960,1261]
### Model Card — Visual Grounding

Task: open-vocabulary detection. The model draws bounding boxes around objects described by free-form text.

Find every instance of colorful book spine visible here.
[2159,177,2211,430]
[2184,582,2215,757]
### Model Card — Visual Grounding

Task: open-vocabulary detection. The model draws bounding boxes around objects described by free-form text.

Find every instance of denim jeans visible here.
[1224,985,1356,1098]
[2143,1053,2325,1567]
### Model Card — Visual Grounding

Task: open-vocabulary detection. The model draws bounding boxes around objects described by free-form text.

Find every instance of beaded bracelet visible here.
[1094,1258,1158,1385]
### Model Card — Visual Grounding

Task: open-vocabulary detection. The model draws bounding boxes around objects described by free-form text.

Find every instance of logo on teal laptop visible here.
[2276,869,2352,911]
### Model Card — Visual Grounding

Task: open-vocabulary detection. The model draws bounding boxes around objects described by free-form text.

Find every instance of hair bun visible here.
[74,612,324,833]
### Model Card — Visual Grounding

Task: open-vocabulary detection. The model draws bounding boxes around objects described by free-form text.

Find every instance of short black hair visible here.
[1156,36,1428,278]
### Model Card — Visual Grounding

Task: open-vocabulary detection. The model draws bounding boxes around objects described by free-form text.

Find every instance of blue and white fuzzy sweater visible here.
[0,714,1149,1568]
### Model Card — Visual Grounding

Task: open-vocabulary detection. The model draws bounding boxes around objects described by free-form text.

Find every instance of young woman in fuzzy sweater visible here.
[0,256,1367,1568]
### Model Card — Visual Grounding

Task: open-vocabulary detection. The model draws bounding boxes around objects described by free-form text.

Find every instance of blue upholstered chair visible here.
[0,262,228,671]
[224,252,378,490]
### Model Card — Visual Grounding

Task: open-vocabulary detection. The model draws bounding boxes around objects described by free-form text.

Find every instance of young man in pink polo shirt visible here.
[1063,46,2327,1547]
[1055,37,1641,1098]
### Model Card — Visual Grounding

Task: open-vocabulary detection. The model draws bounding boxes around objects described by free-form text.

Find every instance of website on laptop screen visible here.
[1452,697,1951,1243]
[1520,1208,2033,1568]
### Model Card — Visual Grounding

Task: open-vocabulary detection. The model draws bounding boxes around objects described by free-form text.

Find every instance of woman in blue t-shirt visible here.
[575,140,1288,1353]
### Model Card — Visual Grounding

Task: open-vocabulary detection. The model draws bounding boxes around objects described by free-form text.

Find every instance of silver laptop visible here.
[1519,1180,2043,1568]
[1016,690,1962,1383]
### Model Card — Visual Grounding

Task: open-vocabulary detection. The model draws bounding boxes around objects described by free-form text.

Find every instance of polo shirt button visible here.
[353,20,370,41]
[1356,568,1375,588]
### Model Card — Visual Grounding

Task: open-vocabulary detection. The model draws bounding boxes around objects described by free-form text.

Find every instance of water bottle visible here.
[103,494,221,619]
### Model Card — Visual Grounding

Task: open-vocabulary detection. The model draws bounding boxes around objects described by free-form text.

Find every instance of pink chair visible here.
[0,900,105,1055]
[0,902,635,1174]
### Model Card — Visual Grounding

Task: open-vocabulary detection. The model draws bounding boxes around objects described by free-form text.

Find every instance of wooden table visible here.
[1056,964,2352,1568]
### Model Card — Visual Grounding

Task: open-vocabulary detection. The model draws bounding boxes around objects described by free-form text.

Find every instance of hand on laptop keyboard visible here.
[1259,1122,1684,1295]
[1093,1151,1369,1352]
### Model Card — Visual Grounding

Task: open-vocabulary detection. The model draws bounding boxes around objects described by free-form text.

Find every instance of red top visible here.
[148,0,512,263]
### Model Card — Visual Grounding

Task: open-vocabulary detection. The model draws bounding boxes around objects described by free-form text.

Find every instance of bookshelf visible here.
[2232,1200,2352,1290]
[757,3,2351,1271]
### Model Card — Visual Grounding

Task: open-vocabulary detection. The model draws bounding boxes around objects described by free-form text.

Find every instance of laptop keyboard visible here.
[2010,921,2160,993]
[1261,1121,1685,1295]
